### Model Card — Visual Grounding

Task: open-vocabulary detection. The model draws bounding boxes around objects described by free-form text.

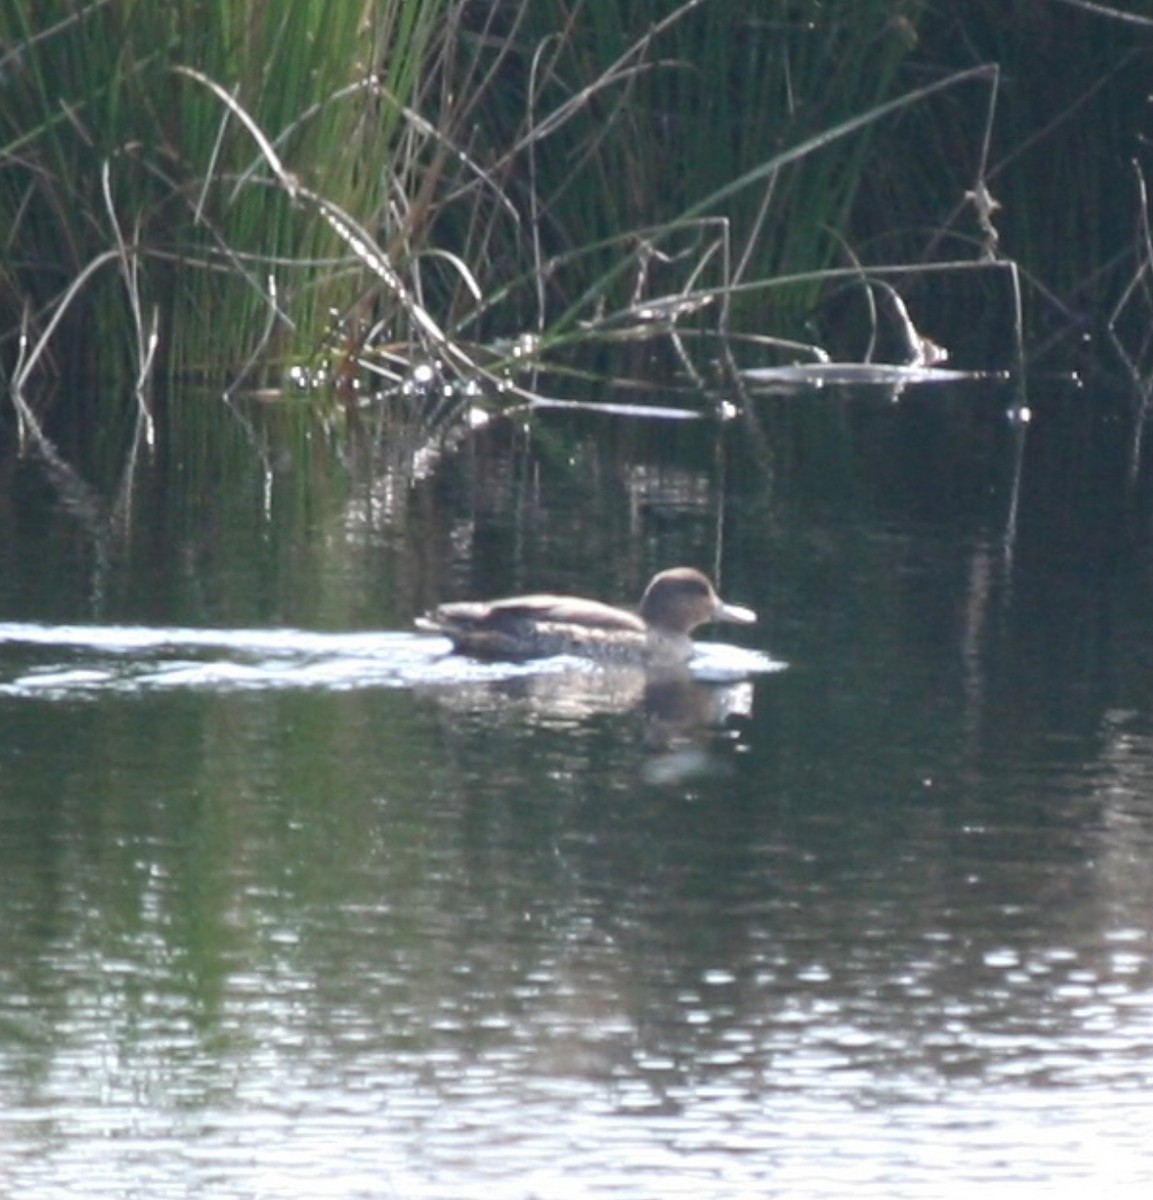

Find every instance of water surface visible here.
[2,377,1153,1198]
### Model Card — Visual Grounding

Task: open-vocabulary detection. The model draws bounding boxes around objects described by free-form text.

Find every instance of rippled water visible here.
[3,380,1153,1197]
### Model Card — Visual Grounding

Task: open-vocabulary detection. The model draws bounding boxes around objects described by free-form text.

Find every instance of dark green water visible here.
[2,378,1153,1198]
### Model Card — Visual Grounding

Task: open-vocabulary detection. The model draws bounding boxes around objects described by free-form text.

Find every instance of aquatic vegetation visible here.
[1,0,1148,424]
[0,0,444,392]
[0,2,978,405]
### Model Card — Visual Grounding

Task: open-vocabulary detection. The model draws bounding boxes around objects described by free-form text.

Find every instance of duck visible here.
[416,566,756,666]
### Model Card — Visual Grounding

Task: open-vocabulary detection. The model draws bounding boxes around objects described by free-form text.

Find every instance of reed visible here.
[4,0,1010,409]
[0,0,444,391]
[459,1,929,325]
[345,0,951,394]
[857,1,1153,359]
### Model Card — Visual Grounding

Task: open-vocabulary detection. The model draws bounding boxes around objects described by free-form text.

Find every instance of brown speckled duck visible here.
[416,567,756,666]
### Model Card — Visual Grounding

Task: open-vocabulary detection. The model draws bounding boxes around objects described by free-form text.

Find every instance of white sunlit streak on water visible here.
[0,622,780,697]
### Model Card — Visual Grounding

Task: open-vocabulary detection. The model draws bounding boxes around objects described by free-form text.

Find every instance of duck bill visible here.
[714,601,756,625]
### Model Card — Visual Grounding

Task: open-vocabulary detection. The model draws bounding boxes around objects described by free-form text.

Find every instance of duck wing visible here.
[420,594,644,633]
[481,594,646,631]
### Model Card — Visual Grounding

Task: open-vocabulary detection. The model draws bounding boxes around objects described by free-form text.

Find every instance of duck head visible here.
[639,567,756,635]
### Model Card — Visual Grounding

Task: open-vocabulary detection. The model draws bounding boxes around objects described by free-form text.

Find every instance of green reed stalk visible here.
[0,0,445,389]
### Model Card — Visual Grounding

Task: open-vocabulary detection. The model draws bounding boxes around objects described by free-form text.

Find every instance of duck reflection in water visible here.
[416,567,755,668]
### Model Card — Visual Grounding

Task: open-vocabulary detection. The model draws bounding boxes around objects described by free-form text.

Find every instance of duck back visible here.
[416,594,654,662]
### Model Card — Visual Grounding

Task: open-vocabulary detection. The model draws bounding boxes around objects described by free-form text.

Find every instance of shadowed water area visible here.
[2,374,1153,1198]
